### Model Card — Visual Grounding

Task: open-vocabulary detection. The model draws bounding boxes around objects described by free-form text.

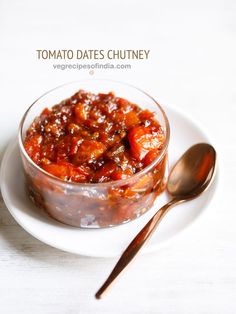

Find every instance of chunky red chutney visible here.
[24,90,165,183]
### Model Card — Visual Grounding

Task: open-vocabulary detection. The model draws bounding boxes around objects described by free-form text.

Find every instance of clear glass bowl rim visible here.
[18,79,170,188]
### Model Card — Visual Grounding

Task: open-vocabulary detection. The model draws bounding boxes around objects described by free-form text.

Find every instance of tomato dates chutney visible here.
[22,89,168,227]
[24,90,165,182]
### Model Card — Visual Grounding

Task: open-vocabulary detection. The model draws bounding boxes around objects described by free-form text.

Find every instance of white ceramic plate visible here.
[0,106,218,257]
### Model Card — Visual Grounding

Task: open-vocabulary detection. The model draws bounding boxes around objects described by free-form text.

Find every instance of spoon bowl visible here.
[167,143,216,199]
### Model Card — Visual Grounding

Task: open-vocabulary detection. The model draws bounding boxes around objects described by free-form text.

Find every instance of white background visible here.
[0,0,235,313]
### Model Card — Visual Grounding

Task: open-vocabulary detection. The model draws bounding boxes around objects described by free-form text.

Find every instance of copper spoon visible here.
[95,143,216,299]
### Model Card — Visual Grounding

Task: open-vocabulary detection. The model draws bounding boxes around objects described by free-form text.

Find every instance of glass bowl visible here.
[18,79,170,228]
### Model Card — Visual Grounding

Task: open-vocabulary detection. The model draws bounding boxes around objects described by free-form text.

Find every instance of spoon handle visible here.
[95,198,179,299]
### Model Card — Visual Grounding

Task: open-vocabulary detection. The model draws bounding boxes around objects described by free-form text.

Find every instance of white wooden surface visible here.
[0,1,236,313]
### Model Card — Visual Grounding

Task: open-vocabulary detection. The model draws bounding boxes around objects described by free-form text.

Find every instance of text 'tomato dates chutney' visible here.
[19,81,170,228]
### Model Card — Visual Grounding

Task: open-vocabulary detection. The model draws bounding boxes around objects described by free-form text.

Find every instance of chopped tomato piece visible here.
[69,165,91,182]
[92,162,117,182]
[67,123,80,135]
[128,126,163,161]
[138,110,155,121]
[75,103,89,123]
[111,168,133,180]
[74,140,106,164]
[41,108,51,117]
[143,150,160,166]
[42,162,91,182]
[116,98,129,107]
[69,136,83,155]
[42,162,70,180]
[124,174,154,196]
[124,111,140,128]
